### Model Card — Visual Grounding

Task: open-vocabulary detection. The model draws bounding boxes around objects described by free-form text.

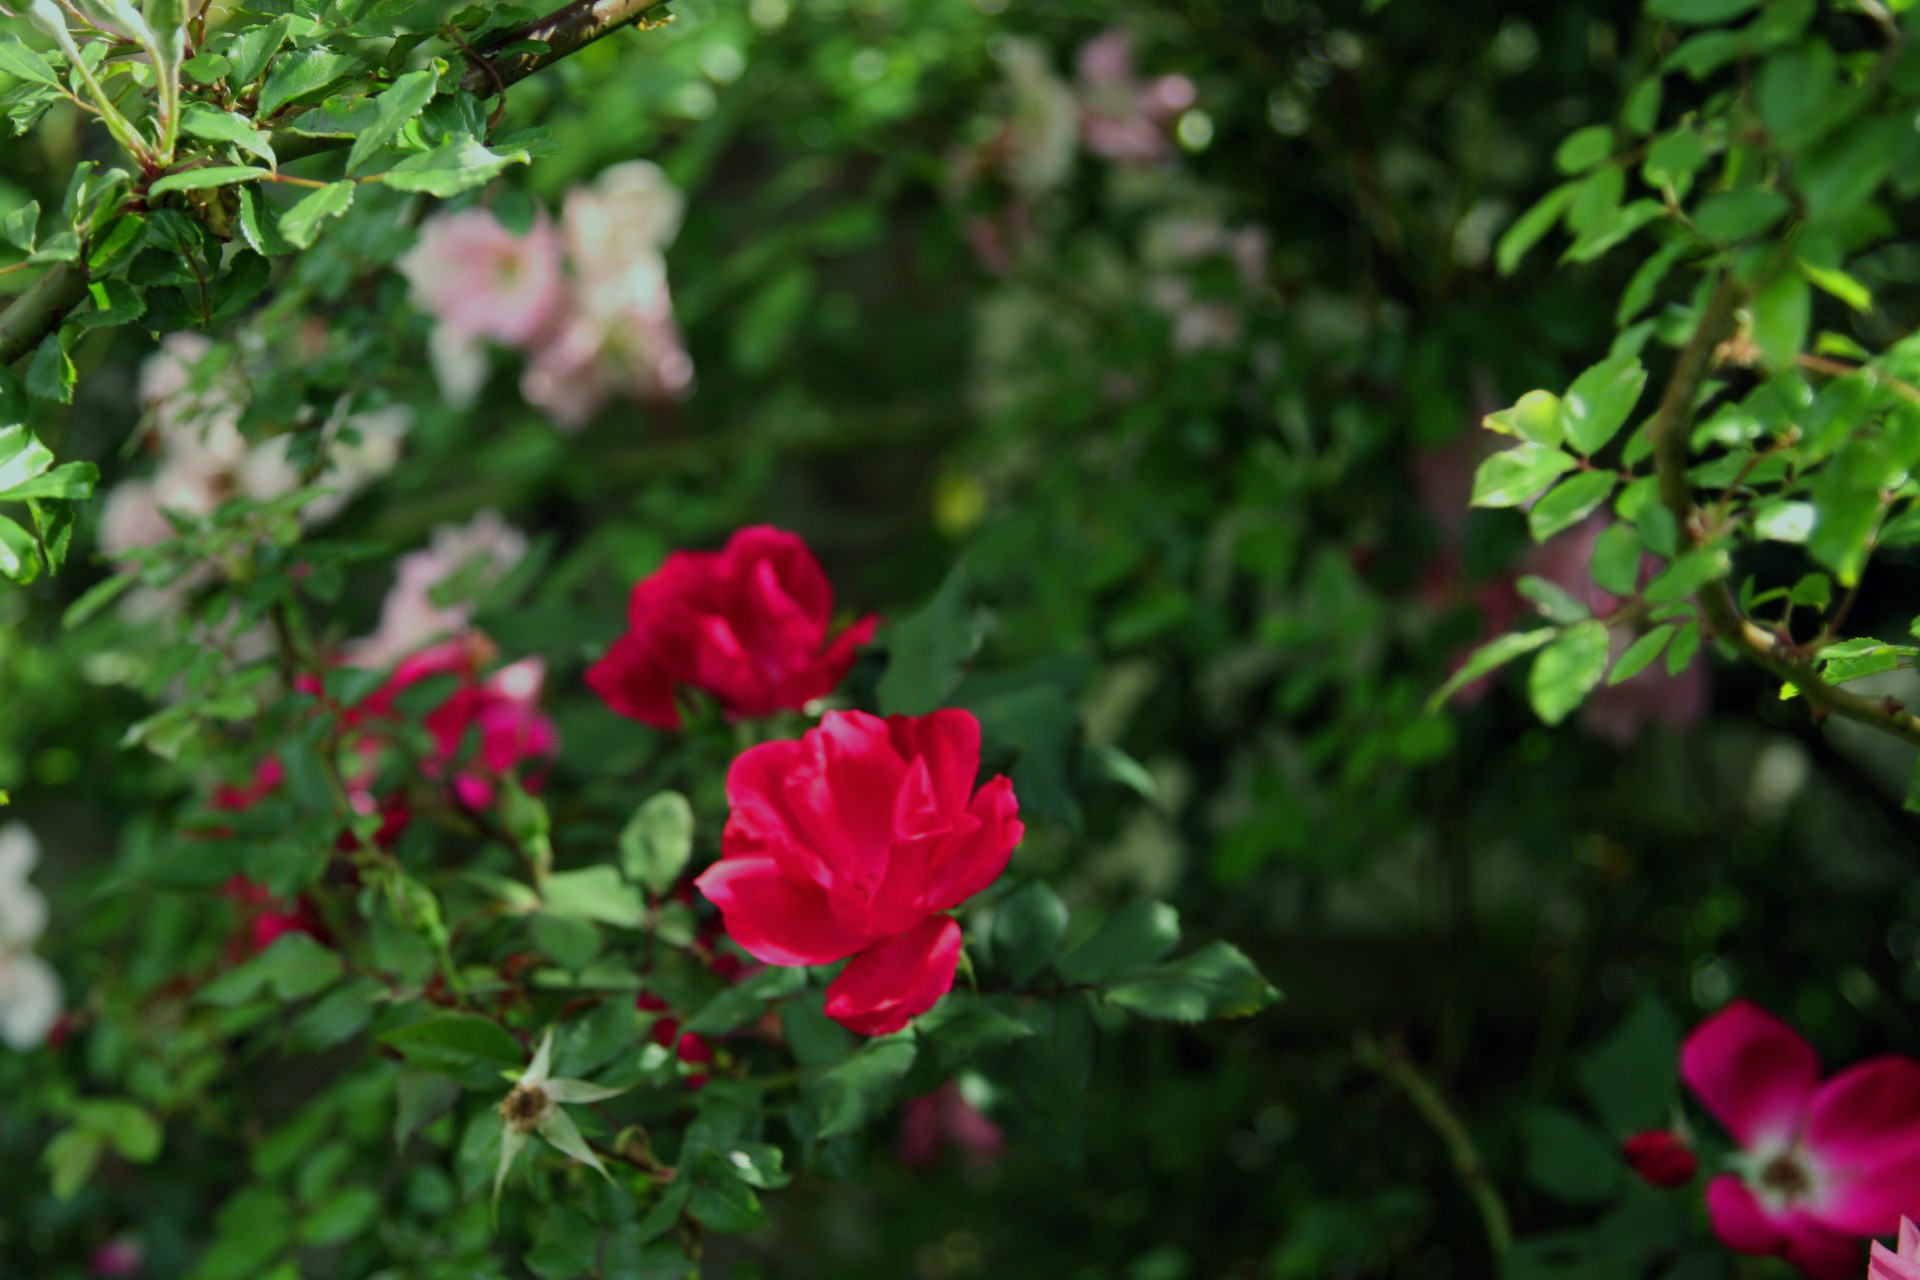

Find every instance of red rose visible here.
[586,526,877,730]
[694,709,1022,1035]
[1621,1129,1698,1188]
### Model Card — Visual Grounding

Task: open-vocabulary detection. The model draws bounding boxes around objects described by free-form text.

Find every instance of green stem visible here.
[0,264,89,366]
[1355,1034,1512,1268]
[1649,275,1920,746]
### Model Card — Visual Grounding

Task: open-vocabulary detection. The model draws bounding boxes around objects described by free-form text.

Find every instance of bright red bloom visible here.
[586,526,877,730]
[1622,1130,1698,1188]
[1870,1219,1920,1280]
[694,709,1022,1035]
[220,876,325,957]
[1681,1001,1920,1280]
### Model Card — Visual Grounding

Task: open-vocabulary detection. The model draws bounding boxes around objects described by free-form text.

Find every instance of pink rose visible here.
[399,209,566,348]
[898,1081,1005,1169]
[1682,1002,1920,1280]
[1870,1219,1920,1280]
[587,527,877,730]
[695,709,1023,1035]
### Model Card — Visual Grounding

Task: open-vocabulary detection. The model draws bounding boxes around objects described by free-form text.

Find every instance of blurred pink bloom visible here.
[1623,1130,1699,1188]
[89,1237,142,1278]
[1141,216,1268,353]
[351,510,529,670]
[1682,1001,1920,1280]
[1870,1219,1920,1280]
[399,209,566,348]
[1075,28,1195,164]
[898,1082,1004,1170]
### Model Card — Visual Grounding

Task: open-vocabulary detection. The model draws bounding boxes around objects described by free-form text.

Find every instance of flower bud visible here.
[1621,1130,1697,1188]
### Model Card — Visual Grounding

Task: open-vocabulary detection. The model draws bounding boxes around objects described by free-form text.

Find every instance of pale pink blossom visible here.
[1141,216,1268,353]
[1870,1219,1920,1280]
[898,1082,1004,1169]
[351,510,529,670]
[1075,28,1195,164]
[89,1236,143,1277]
[399,209,566,348]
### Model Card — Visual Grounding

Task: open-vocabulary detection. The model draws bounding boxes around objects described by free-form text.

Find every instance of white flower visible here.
[494,1028,627,1202]
[997,38,1079,196]
[0,823,61,1051]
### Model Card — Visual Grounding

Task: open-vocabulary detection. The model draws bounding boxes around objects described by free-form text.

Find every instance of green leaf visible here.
[1751,271,1810,370]
[1608,626,1674,685]
[1056,900,1181,985]
[1470,443,1577,508]
[1528,471,1617,541]
[225,15,290,88]
[25,334,73,404]
[0,423,55,491]
[149,164,269,196]
[1428,628,1556,709]
[877,564,977,716]
[1522,1107,1622,1204]
[1563,356,1647,454]
[1517,575,1591,625]
[236,186,294,257]
[1646,0,1759,22]
[1496,183,1575,276]
[730,264,813,374]
[1,200,37,253]
[527,1207,601,1280]
[1483,390,1563,447]
[1642,547,1729,605]
[688,1153,769,1234]
[912,994,1035,1056]
[1101,942,1279,1022]
[258,48,359,117]
[806,1035,917,1140]
[0,460,97,501]
[1579,993,1681,1134]
[43,1129,104,1203]
[542,866,646,928]
[1554,126,1614,175]
[992,881,1068,984]
[381,1013,522,1086]
[1643,127,1708,189]
[199,933,344,1005]
[278,180,353,249]
[298,1186,380,1247]
[378,132,530,197]
[0,38,60,87]
[1590,521,1645,596]
[619,791,693,897]
[1691,189,1790,243]
[681,965,807,1037]
[346,64,440,175]
[1527,621,1610,725]
[181,104,276,167]
[0,515,40,582]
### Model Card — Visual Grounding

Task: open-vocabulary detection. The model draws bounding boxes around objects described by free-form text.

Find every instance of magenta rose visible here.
[694,709,1023,1035]
[1681,1001,1920,1280]
[587,526,878,730]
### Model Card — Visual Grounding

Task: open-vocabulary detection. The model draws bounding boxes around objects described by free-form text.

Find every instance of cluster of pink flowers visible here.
[399,161,693,431]
[588,527,1023,1038]
[1074,28,1196,166]
[1623,1002,1920,1280]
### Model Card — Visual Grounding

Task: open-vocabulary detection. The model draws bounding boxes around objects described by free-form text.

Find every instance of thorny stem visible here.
[0,0,674,365]
[1354,1034,1512,1268]
[1650,276,1920,745]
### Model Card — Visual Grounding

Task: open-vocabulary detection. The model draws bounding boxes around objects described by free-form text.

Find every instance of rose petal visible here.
[923,774,1023,912]
[1806,1058,1920,1235]
[1873,1241,1920,1280]
[887,708,985,814]
[1784,1218,1867,1280]
[694,855,870,966]
[586,631,682,729]
[1707,1174,1792,1256]
[1681,1001,1822,1149]
[823,915,962,1036]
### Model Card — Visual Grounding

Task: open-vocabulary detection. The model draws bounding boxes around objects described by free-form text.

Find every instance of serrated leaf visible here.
[181,104,276,167]
[0,38,59,87]
[1643,547,1729,605]
[992,881,1068,984]
[236,185,294,256]
[1484,390,1564,447]
[805,1036,916,1140]
[1527,620,1610,725]
[149,164,268,196]
[619,791,693,897]
[878,564,976,715]
[278,180,353,249]
[258,47,359,117]
[0,514,34,581]
[1563,357,1647,454]
[1102,942,1279,1022]
[346,63,439,175]
[1528,471,1617,541]
[1429,628,1557,709]
[380,1013,522,1085]
[1471,443,1577,508]
[377,132,529,197]
[1,460,96,501]
[1056,900,1181,985]
[1608,626,1674,685]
